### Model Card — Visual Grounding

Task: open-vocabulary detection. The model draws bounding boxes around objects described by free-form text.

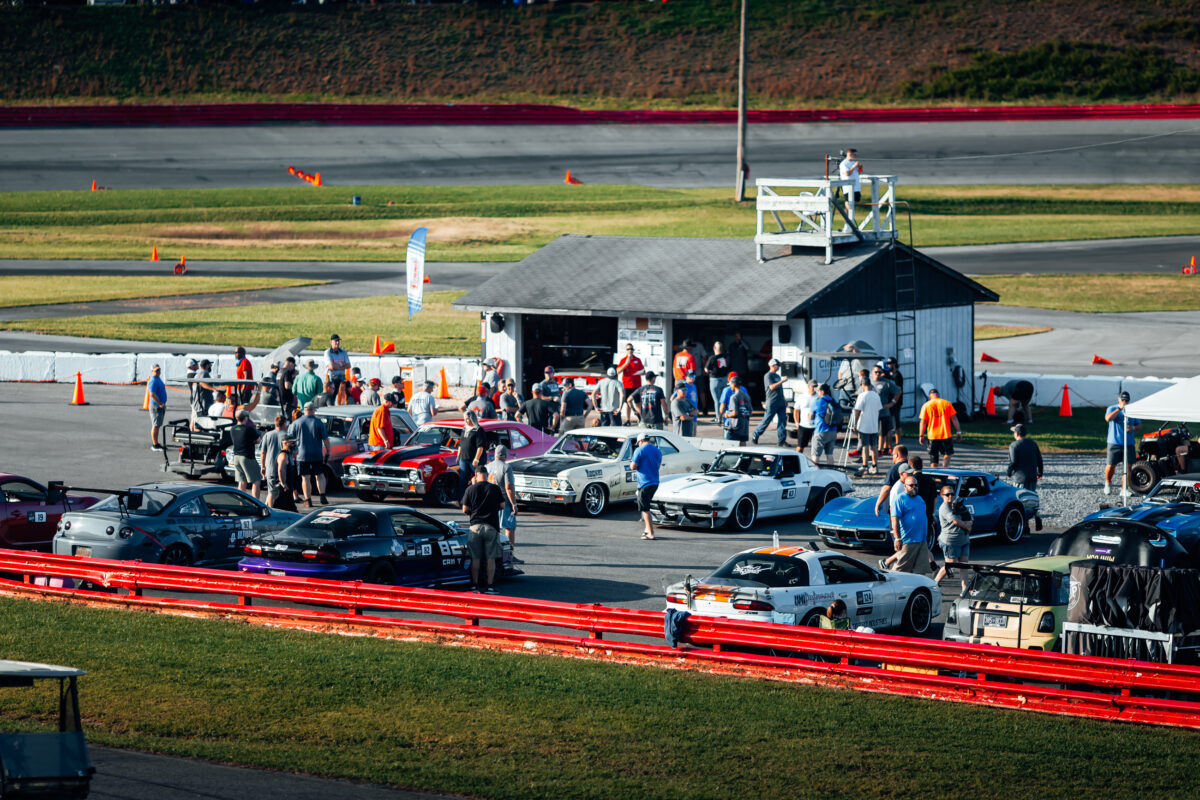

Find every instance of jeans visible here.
[709,378,727,416]
[599,411,618,426]
[753,404,788,445]
[457,461,473,502]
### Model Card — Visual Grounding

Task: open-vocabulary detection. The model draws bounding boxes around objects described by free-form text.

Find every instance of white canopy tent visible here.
[1117,376,1196,502]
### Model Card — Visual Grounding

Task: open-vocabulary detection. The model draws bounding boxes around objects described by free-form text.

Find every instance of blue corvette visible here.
[239,505,519,587]
[1084,473,1200,558]
[812,468,1040,550]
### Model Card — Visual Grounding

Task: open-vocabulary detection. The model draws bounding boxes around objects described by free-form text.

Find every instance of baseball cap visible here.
[728,371,738,381]
[200,359,213,368]
[768,358,780,366]
[638,432,652,442]
[1011,423,1027,436]
[494,444,508,459]
[391,375,402,384]
[544,365,555,374]
[370,378,381,387]
[1119,390,1131,402]
[928,387,940,395]
[330,333,340,340]
[186,359,199,369]
[607,367,617,377]
[686,369,696,378]
[674,381,687,391]
[304,401,315,410]
[151,363,161,371]
[236,410,249,421]
[305,359,318,369]
[645,370,656,380]
[897,463,913,475]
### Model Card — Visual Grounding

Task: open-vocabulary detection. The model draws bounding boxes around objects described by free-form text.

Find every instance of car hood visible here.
[1087,503,1200,532]
[812,495,884,528]
[657,472,748,499]
[349,444,447,467]
[510,455,605,477]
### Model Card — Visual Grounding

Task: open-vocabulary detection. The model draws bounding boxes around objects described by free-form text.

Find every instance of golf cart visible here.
[0,660,92,799]
[1128,423,1200,494]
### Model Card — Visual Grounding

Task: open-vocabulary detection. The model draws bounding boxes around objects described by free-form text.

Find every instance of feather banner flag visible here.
[406,226,428,320]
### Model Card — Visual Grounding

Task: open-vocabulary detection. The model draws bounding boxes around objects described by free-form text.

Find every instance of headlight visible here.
[1037,611,1055,633]
[551,479,573,492]
[347,465,360,476]
[948,604,957,624]
[410,469,423,482]
[118,527,134,539]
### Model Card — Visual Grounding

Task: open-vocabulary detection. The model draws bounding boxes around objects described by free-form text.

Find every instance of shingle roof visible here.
[454,235,992,320]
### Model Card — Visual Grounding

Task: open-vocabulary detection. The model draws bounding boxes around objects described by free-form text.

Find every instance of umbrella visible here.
[261,337,311,375]
[843,339,875,352]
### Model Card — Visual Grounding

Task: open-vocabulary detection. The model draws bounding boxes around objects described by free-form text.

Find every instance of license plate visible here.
[519,492,532,501]
[75,546,91,558]
[374,482,389,491]
[267,569,286,576]
[982,613,1008,628]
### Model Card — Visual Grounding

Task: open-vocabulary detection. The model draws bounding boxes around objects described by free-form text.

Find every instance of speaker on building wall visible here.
[777,324,791,344]
[489,313,506,334]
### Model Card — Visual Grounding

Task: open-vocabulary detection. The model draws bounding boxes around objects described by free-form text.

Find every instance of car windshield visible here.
[1147,480,1200,505]
[548,433,629,460]
[285,508,379,540]
[966,570,1057,605]
[92,489,177,516]
[318,415,354,439]
[404,425,459,449]
[930,474,960,496]
[709,554,809,588]
[709,452,777,476]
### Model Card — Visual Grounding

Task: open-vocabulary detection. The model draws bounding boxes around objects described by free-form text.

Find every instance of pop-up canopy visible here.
[1124,377,1199,422]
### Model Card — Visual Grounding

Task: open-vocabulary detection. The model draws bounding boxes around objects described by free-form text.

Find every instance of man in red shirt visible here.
[672,341,697,383]
[232,346,254,403]
[617,344,645,425]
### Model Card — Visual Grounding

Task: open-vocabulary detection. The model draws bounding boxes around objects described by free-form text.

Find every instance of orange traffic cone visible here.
[381,341,395,353]
[314,172,322,187]
[70,372,88,406]
[1059,384,1072,417]
[1183,256,1197,275]
[90,180,97,192]
[370,335,382,356]
[564,170,582,185]
[423,275,430,283]
[985,386,996,416]
[141,385,150,410]
[1092,354,1113,365]
[151,246,159,262]
[287,166,296,175]
[980,352,1000,363]
[437,367,452,400]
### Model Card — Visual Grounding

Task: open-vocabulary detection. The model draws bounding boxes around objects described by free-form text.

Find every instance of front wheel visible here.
[426,475,457,507]
[576,483,608,517]
[902,589,934,635]
[1129,462,1158,494]
[998,504,1026,544]
[727,495,757,531]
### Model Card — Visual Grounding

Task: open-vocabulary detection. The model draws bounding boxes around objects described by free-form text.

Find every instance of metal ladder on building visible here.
[892,202,918,419]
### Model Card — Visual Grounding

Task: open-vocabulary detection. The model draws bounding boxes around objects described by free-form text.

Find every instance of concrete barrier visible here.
[977,372,1182,409]
[54,353,137,384]
[0,351,55,382]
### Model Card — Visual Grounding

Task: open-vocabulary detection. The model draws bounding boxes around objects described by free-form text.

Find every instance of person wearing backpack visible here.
[722,375,752,445]
[812,383,839,465]
[629,371,668,430]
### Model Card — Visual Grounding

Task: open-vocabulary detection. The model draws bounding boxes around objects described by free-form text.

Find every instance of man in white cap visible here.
[752,358,788,446]
[593,367,623,427]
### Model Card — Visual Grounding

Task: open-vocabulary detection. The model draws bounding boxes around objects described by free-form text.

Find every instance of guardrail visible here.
[3,103,1200,128]
[2,549,1198,730]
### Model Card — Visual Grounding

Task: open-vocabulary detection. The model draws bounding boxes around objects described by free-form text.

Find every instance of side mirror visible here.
[261,506,272,518]
[701,462,711,472]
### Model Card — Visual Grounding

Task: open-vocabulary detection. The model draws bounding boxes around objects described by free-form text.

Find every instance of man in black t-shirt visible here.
[518,385,558,434]
[629,371,668,430]
[456,412,487,502]
[461,466,504,593]
[229,410,262,499]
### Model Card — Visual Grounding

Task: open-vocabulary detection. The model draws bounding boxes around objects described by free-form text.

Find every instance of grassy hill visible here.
[3,0,1199,107]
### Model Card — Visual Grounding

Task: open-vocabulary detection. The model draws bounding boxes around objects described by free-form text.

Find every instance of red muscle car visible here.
[342,420,556,506]
[0,474,100,551]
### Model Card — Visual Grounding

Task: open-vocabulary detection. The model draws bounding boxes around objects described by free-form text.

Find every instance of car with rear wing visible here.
[342,419,555,506]
[649,446,851,531]
[943,518,1196,651]
[238,504,519,587]
[508,426,718,517]
[1084,473,1200,558]
[52,483,301,567]
[665,542,941,635]
[812,468,1038,550]
[0,475,99,551]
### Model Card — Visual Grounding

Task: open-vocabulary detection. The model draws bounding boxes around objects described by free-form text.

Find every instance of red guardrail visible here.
[3,103,1200,128]
[2,549,1198,730]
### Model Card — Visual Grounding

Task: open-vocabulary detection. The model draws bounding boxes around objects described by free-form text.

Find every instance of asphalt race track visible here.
[3,118,1200,191]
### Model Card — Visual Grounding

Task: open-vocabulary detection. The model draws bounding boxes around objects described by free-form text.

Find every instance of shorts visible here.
[939,535,970,562]
[232,454,261,484]
[640,420,664,430]
[856,428,878,445]
[894,540,931,574]
[1106,444,1130,466]
[298,460,324,476]
[928,438,954,460]
[499,507,517,531]
[797,427,815,449]
[637,484,658,513]
[149,405,166,427]
[878,415,894,435]
[468,523,502,561]
[813,430,837,458]
[560,415,586,432]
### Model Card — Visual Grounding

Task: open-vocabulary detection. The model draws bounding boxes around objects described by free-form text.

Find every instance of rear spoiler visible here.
[50,485,145,512]
[959,561,1071,579]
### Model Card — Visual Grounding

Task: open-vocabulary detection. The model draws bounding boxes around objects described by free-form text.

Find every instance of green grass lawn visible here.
[962,406,1170,453]
[2,184,1200,262]
[0,291,476,356]
[1,597,1197,800]
[974,324,1053,340]
[978,274,1200,312]
[0,275,321,309]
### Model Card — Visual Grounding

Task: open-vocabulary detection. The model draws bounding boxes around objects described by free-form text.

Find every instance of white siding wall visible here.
[484,312,522,388]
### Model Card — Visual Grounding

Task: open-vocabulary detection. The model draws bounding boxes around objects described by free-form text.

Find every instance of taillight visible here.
[731,598,774,611]
[244,545,262,556]
[1037,611,1055,633]
[302,547,342,563]
[665,591,689,605]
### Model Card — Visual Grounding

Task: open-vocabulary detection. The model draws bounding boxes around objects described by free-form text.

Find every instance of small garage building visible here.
[453,234,997,419]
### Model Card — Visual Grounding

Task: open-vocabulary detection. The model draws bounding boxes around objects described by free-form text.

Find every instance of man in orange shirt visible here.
[368,394,395,451]
[672,340,697,383]
[918,388,962,468]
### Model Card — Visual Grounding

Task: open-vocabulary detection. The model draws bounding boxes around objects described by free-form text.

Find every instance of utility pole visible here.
[734,0,748,203]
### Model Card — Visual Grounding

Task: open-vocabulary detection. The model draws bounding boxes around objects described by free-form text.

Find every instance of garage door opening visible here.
[521,314,618,384]
[672,321,772,403]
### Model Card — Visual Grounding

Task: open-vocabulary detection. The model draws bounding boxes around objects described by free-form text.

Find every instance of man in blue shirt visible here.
[889,473,929,574]
[811,383,839,465]
[631,432,662,540]
[1103,390,1141,495]
[147,364,168,451]
[288,402,331,507]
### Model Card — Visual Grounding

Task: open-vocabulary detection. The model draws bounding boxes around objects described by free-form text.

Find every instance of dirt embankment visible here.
[2,1,1198,105]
